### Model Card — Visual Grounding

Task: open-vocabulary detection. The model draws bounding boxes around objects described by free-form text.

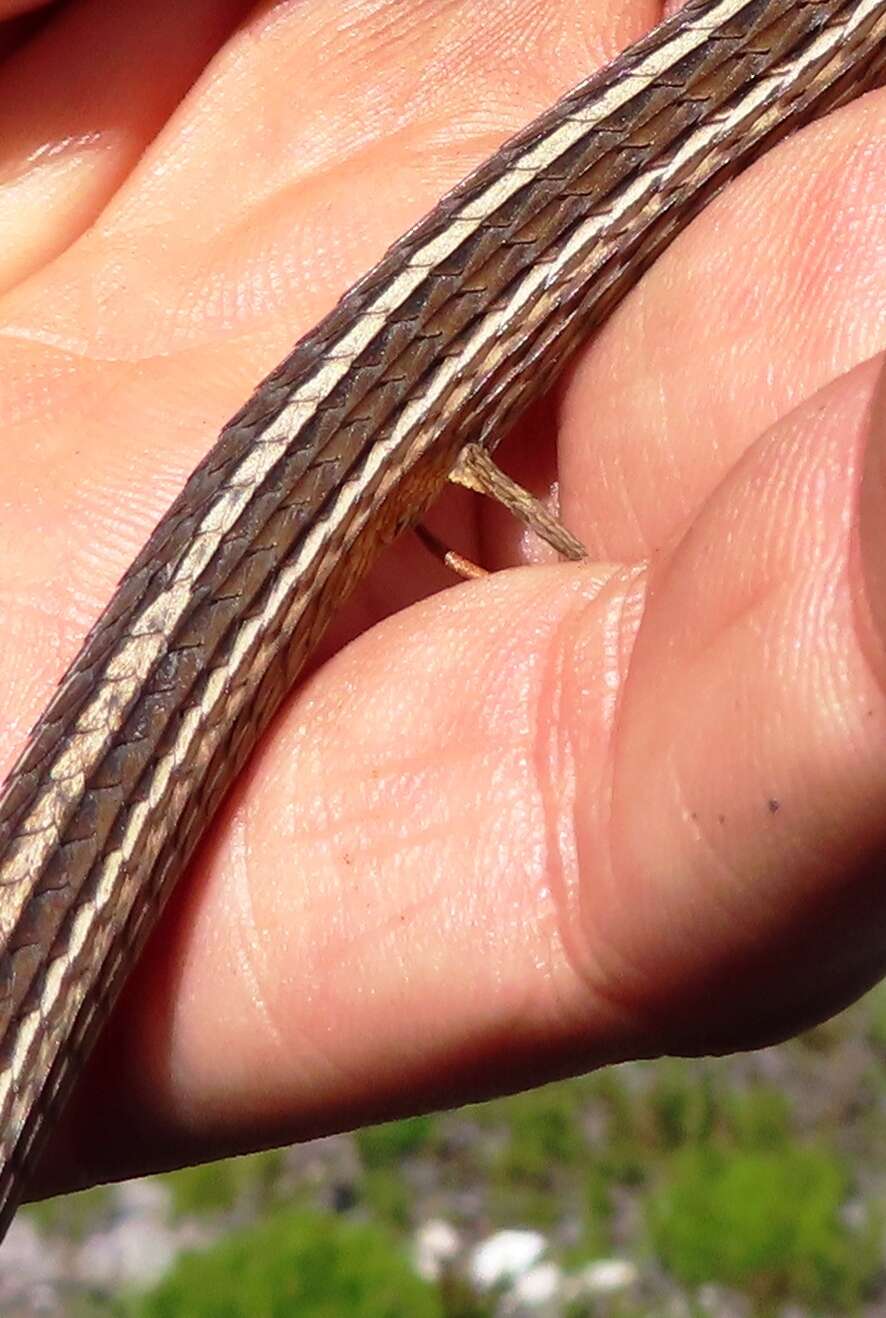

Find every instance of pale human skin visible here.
[0,0,883,1203]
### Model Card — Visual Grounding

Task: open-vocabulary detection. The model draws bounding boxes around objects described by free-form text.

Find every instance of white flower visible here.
[469,1230,547,1289]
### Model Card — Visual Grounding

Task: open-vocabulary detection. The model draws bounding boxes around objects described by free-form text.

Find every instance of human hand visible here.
[0,0,883,1201]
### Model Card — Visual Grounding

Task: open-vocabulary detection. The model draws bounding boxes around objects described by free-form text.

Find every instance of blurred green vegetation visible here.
[164,1149,287,1220]
[647,1144,879,1310]
[866,986,886,1053]
[356,1115,438,1169]
[127,1209,443,1318]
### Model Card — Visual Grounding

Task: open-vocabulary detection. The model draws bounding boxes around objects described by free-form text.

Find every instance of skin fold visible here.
[0,0,882,1201]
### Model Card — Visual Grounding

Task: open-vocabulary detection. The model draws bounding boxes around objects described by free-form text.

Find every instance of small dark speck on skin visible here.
[768,799,781,814]
[718,814,726,825]
[690,811,698,822]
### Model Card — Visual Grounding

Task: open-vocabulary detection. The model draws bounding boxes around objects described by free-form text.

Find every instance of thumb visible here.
[592,353,886,1060]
